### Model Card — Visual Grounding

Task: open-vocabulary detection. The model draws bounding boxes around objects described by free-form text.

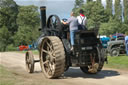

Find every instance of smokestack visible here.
[40,6,46,29]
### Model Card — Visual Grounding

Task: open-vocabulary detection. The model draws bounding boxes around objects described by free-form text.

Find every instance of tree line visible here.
[0,0,40,51]
[73,0,128,36]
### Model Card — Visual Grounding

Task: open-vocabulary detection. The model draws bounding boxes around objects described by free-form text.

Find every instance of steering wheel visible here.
[62,18,68,22]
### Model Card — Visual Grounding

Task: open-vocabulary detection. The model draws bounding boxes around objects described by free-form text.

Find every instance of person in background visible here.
[125,32,128,56]
[61,12,78,50]
[77,9,87,30]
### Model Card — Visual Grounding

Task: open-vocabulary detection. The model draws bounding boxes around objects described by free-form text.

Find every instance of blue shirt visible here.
[125,36,128,43]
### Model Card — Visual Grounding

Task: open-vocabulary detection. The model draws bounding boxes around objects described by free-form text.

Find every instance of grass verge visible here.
[18,50,39,55]
[105,56,128,70]
[0,65,17,85]
[0,65,61,85]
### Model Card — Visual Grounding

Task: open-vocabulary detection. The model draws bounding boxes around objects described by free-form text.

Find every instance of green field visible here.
[105,56,128,70]
[0,66,17,85]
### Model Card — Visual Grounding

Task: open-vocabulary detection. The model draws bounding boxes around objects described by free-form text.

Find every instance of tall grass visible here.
[105,56,128,70]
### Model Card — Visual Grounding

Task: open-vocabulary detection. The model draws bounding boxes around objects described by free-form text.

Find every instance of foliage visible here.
[121,23,128,33]
[0,0,19,52]
[86,19,95,30]
[96,0,101,3]
[73,0,84,13]
[106,0,112,17]
[73,0,128,36]
[0,26,11,51]
[0,0,19,35]
[82,1,109,30]
[74,0,84,8]
[86,0,93,3]
[0,0,40,51]
[17,5,40,27]
[14,5,40,46]
[0,0,128,51]
[123,0,128,24]
[99,17,122,36]
[114,0,122,21]
[73,1,109,31]
[14,26,39,46]
[6,44,18,51]
[99,0,128,36]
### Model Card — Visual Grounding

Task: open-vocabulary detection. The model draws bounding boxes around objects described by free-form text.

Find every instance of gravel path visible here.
[0,52,128,85]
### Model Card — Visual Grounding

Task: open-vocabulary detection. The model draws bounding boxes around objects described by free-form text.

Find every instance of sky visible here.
[14,0,75,19]
[14,0,124,19]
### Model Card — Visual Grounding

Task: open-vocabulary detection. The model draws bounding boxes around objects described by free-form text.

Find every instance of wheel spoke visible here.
[47,63,53,75]
[28,64,31,69]
[46,42,53,51]
[54,19,57,28]
[47,46,50,51]
[26,58,30,64]
[27,61,30,64]
[50,19,54,28]
[51,63,55,71]
[43,60,49,65]
[46,42,55,56]
[51,57,55,62]
[47,68,51,74]
[42,49,49,54]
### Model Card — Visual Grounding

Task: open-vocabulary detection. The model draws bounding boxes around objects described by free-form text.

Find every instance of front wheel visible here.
[110,48,119,57]
[25,51,34,73]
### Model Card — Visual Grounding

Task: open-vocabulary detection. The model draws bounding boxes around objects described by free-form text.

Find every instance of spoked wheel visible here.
[25,51,34,73]
[47,15,62,36]
[80,64,99,74]
[80,47,105,74]
[40,36,65,78]
[47,15,61,29]
[97,48,105,71]
[110,48,119,57]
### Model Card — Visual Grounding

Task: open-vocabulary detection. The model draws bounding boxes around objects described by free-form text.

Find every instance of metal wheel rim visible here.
[25,51,34,73]
[47,15,61,29]
[80,47,102,74]
[112,49,119,56]
[40,38,56,77]
[26,53,31,71]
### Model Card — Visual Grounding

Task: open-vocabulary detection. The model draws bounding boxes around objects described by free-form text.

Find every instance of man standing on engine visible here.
[61,12,78,50]
[77,9,87,30]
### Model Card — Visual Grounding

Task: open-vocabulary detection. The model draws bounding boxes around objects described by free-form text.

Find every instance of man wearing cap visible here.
[61,12,78,50]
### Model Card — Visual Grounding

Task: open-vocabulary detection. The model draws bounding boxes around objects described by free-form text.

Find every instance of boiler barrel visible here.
[40,6,46,29]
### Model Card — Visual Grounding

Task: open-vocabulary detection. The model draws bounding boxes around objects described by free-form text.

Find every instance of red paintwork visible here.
[19,45,29,51]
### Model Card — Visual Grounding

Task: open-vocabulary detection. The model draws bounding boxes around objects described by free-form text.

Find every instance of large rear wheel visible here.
[80,47,105,74]
[40,36,65,78]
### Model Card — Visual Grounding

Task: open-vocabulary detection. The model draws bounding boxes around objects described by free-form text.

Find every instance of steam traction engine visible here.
[25,6,107,79]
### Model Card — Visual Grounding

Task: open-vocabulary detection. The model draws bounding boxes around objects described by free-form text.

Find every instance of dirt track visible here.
[0,52,128,85]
